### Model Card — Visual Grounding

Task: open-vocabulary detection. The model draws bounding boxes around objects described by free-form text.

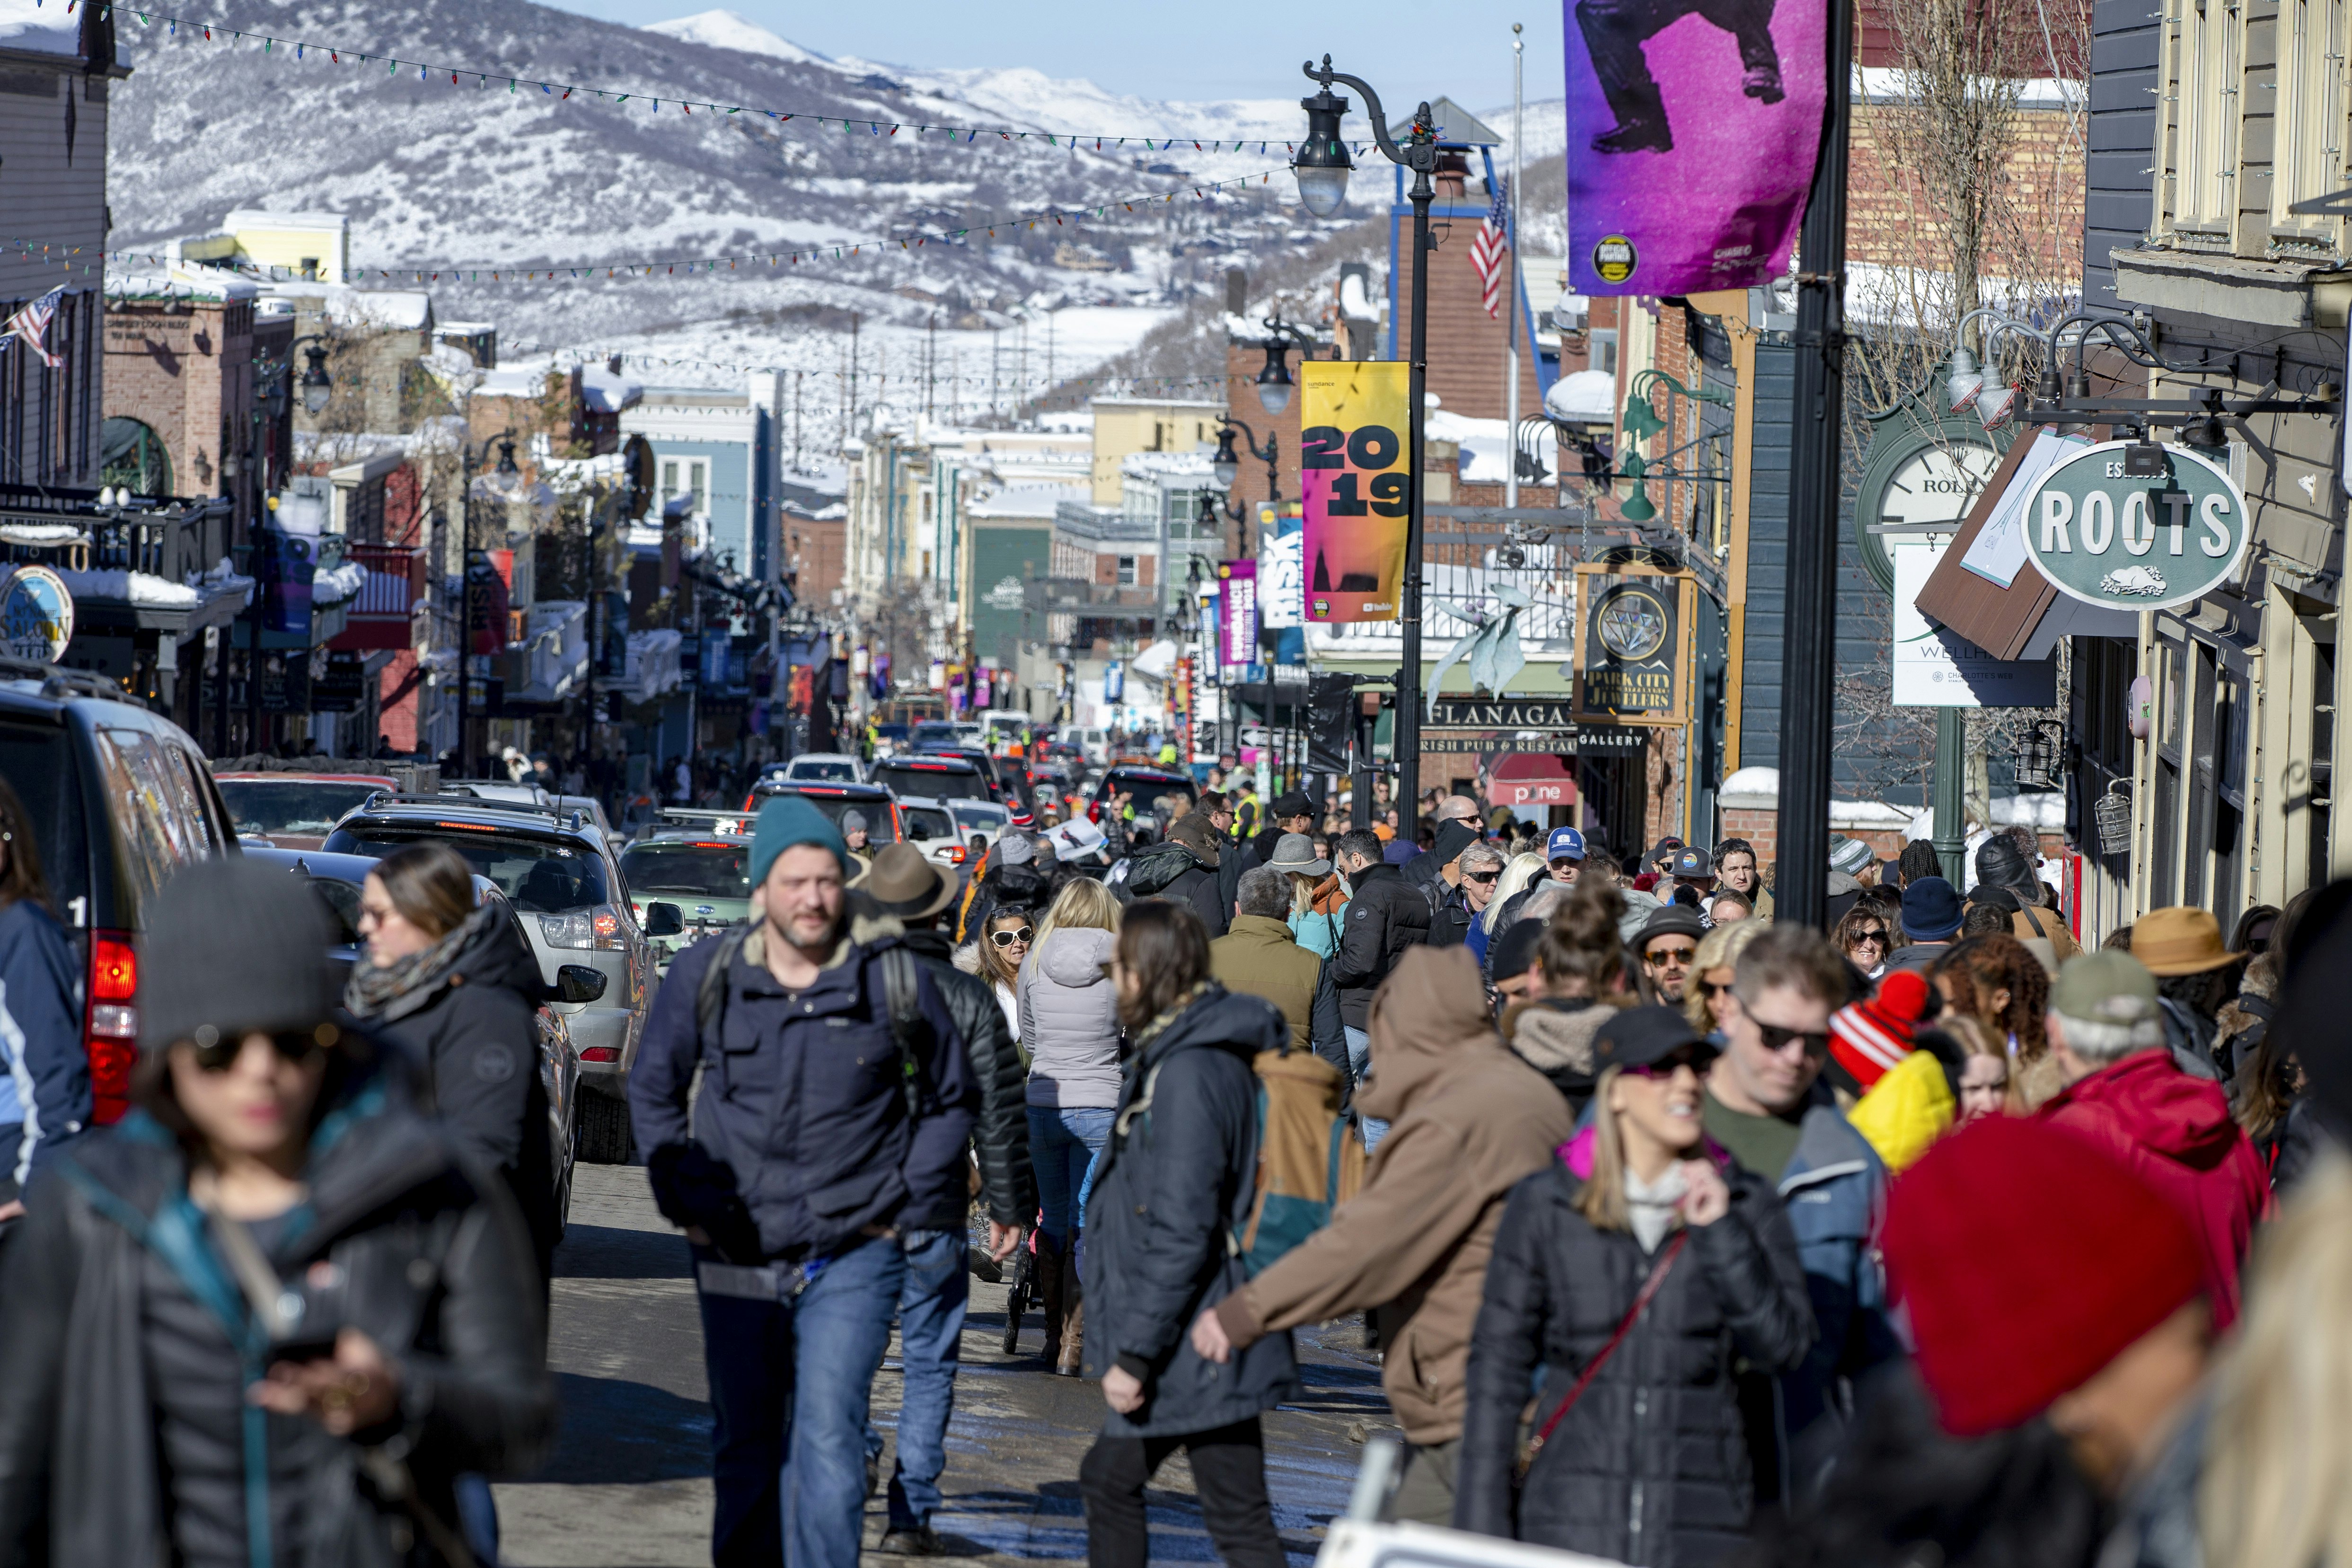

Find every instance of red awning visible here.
[1489,752,1577,808]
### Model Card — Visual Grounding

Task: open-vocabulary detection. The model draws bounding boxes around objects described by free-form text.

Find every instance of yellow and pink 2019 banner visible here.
[1302,361,1411,624]
[1566,0,1826,295]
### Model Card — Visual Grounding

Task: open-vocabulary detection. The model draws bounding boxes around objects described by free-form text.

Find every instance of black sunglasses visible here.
[1755,1021,1831,1057]
[1625,1044,1719,1079]
[989,925,1035,948]
[1464,868,1502,884]
[1848,927,1889,947]
[187,1023,336,1074]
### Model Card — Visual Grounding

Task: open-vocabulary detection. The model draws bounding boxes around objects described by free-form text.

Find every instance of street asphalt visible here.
[498,1163,1386,1567]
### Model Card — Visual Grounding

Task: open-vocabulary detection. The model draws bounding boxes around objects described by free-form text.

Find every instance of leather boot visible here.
[1056,1244,1086,1377]
[1034,1234,1065,1367]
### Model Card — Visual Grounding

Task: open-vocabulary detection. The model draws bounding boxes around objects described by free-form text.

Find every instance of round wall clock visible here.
[1852,413,2010,593]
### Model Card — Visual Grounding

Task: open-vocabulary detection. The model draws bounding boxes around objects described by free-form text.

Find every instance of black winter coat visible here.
[899,925,1037,1225]
[1123,841,1229,939]
[1082,986,1299,1437]
[1327,861,1432,1029]
[357,911,558,1275]
[1429,883,1476,950]
[0,1057,557,1568]
[1456,1160,1815,1568]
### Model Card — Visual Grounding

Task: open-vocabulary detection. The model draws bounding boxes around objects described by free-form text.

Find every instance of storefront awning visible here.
[1913,424,2140,660]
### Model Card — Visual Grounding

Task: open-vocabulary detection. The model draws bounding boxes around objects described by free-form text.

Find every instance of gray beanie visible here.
[140,858,340,1050]
[840,810,869,836]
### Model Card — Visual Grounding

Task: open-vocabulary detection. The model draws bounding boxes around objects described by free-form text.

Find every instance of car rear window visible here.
[952,802,1009,831]
[218,780,387,839]
[0,721,90,923]
[1112,774,1195,818]
[326,826,611,912]
[901,805,954,843]
[874,761,990,802]
[756,790,898,845]
[787,759,859,782]
[621,841,752,898]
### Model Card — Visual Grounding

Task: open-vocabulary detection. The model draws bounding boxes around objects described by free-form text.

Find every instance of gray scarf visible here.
[344,902,503,1023]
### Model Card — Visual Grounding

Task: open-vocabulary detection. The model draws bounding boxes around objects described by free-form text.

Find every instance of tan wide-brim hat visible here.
[2131,906,2244,975]
[853,843,958,921]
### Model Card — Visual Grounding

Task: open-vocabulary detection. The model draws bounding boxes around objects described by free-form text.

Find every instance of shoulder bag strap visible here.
[882,946,927,1119]
[1516,1229,1690,1484]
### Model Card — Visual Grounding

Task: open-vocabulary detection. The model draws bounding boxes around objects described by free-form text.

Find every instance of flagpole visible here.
[1506,23,1524,510]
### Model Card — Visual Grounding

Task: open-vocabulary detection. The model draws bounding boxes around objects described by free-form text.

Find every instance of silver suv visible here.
[322,794,682,1162]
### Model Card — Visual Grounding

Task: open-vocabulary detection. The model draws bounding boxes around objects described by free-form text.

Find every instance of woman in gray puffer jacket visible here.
[1016,878,1124,1374]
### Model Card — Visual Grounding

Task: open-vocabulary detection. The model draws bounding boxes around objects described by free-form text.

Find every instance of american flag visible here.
[1468,180,1511,320]
[0,288,64,370]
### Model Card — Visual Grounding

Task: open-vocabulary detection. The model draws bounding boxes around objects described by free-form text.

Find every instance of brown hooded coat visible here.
[1211,945,1577,1444]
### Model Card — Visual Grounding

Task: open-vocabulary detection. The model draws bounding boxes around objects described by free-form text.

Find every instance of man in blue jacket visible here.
[631,796,978,1568]
[1700,923,1895,1506]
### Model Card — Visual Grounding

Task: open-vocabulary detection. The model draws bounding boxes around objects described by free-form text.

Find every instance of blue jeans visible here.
[1345,1027,1390,1151]
[854,1229,967,1532]
[1027,1105,1114,1246]
[452,1473,499,1566]
[696,1233,907,1568]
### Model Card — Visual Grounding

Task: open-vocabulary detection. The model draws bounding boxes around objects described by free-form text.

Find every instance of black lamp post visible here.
[456,429,520,781]
[1292,55,1439,815]
[1207,413,1281,558]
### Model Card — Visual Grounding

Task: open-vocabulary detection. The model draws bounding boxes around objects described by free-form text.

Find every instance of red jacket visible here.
[2038,1050,2272,1327]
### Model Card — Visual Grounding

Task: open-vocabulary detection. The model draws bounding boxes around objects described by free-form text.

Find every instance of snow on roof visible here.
[477,362,553,398]
[221,209,348,233]
[104,263,259,303]
[0,0,79,57]
[1545,369,1617,427]
[1120,450,1213,481]
[327,290,432,330]
[967,484,1089,520]
[579,365,643,414]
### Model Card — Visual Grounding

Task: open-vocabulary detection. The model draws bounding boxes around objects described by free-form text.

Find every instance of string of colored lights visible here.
[88,0,1355,153]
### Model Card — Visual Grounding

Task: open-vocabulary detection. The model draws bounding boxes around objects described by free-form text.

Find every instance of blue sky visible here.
[540,1,1567,106]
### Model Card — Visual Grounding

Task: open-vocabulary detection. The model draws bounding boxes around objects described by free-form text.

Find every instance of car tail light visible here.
[578,1046,621,1063]
[948,845,968,865]
[540,905,627,951]
[87,931,137,1124]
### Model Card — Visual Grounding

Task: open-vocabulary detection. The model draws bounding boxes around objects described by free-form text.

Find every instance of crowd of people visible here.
[1,752,2350,1568]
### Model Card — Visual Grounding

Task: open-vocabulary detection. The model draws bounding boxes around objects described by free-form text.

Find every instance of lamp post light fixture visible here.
[1614,370,1727,529]
[1292,53,1440,810]
[1206,413,1283,555]
[299,342,333,416]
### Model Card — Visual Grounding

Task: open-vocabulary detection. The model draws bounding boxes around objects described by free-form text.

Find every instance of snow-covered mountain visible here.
[104,0,1369,410]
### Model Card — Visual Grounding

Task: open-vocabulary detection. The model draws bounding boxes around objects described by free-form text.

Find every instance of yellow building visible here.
[176,210,351,284]
[1086,396,1223,506]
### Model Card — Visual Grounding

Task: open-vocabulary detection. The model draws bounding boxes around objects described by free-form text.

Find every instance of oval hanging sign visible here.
[0,565,73,662]
[2018,440,2251,611]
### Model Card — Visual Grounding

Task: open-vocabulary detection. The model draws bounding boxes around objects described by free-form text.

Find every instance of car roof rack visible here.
[657,808,758,834]
[355,791,571,822]
[0,656,145,708]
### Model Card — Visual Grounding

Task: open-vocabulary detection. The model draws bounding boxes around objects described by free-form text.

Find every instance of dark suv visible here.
[323,794,681,1163]
[0,660,241,1122]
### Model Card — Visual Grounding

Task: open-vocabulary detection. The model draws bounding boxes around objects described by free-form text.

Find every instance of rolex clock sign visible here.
[2019,441,2251,611]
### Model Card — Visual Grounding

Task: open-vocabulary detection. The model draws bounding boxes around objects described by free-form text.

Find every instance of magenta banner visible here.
[1217,559,1258,669]
[1565,0,1826,296]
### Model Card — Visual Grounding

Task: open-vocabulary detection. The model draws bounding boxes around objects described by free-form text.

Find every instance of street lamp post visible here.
[1208,414,1281,558]
[1293,55,1440,816]
[456,431,520,781]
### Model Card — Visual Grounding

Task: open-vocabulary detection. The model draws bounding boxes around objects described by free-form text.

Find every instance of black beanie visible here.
[140,858,340,1051]
[1491,916,1546,981]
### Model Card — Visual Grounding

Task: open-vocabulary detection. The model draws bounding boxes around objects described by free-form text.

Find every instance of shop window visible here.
[1117,555,1137,586]
[100,417,172,496]
[2272,0,2349,249]
[2161,0,2245,244]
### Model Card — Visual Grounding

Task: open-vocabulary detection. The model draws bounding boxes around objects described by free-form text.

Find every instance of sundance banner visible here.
[1301,361,1411,624]
[1564,0,1827,295]
[1574,565,1694,726]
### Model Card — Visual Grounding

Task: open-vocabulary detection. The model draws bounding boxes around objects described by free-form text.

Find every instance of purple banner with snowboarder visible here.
[1565,0,1826,295]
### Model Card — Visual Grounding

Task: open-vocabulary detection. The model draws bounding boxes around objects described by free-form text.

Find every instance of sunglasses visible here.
[1464,868,1501,884]
[1755,1021,1831,1057]
[989,925,1035,948]
[1848,928,1889,948]
[1646,944,1698,964]
[1625,1046,1718,1079]
[187,1024,335,1074]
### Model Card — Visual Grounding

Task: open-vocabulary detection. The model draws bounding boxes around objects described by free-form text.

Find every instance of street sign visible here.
[0,565,72,661]
[2018,440,2251,611]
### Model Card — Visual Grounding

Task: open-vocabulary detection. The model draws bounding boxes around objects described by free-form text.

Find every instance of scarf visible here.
[344,902,501,1023]
[1127,979,1213,1059]
[1624,1163,1690,1254]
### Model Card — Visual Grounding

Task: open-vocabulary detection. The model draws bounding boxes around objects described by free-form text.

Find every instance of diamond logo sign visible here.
[2017,440,2250,612]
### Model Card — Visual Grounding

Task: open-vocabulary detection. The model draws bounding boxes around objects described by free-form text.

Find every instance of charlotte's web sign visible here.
[2018,441,2250,612]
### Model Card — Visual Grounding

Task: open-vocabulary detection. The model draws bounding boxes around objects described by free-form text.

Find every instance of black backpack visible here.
[694,926,929,1117]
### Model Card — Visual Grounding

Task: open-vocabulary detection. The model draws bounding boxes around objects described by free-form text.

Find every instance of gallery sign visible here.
[1572,565,1693,727]
[2018,440,2251,612]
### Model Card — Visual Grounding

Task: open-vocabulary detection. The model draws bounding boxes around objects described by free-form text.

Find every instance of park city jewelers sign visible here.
[2018,441,2251,611]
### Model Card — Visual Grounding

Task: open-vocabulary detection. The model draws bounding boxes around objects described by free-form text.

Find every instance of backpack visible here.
[694,926,929,1117]
[1119,1037,1366,1278]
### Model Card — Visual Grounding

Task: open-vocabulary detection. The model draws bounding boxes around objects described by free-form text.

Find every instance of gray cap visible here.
[997,833,1037,866]
[1266,832,1330,877]
[840,809,868,836]
[140,858,339,1050]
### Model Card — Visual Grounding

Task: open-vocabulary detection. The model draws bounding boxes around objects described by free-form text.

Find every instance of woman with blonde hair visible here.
[1456,1004,1813,1558]
[1483,852,1551,942]
[1684,919,1768,1039]
[1264,834,1346,959]
[1015,875,1123,1374]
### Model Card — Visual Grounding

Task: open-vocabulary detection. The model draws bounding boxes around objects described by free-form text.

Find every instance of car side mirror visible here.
[556,963,608,1004]
[644,901,684,937]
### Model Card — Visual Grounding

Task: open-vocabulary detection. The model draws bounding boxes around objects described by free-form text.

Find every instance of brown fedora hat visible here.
[2131,906,2244,975]
[855,843,957,922]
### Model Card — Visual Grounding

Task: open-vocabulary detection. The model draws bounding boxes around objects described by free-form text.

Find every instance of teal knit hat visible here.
[748,794,852,885]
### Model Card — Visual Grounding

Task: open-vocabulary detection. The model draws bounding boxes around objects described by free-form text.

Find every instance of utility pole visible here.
[926,312,938,423]
[850,313,861,437]
[793,370,803,470]
[1771,0,1856,927]
[1506,23,1524,510]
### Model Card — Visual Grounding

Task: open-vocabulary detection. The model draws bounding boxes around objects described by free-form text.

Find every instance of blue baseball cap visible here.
[1546,826,1587,863]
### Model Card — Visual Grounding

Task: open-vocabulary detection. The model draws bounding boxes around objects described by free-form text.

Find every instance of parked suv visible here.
[0,661,242,1122]
[873,753,993,805]
[1088,766,1197,829]
[215,771,401,852]
[322,794,681,1163]
[740,779,904,844]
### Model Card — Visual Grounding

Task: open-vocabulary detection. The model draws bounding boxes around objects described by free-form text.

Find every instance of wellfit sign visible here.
[2017,441,2250,612]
